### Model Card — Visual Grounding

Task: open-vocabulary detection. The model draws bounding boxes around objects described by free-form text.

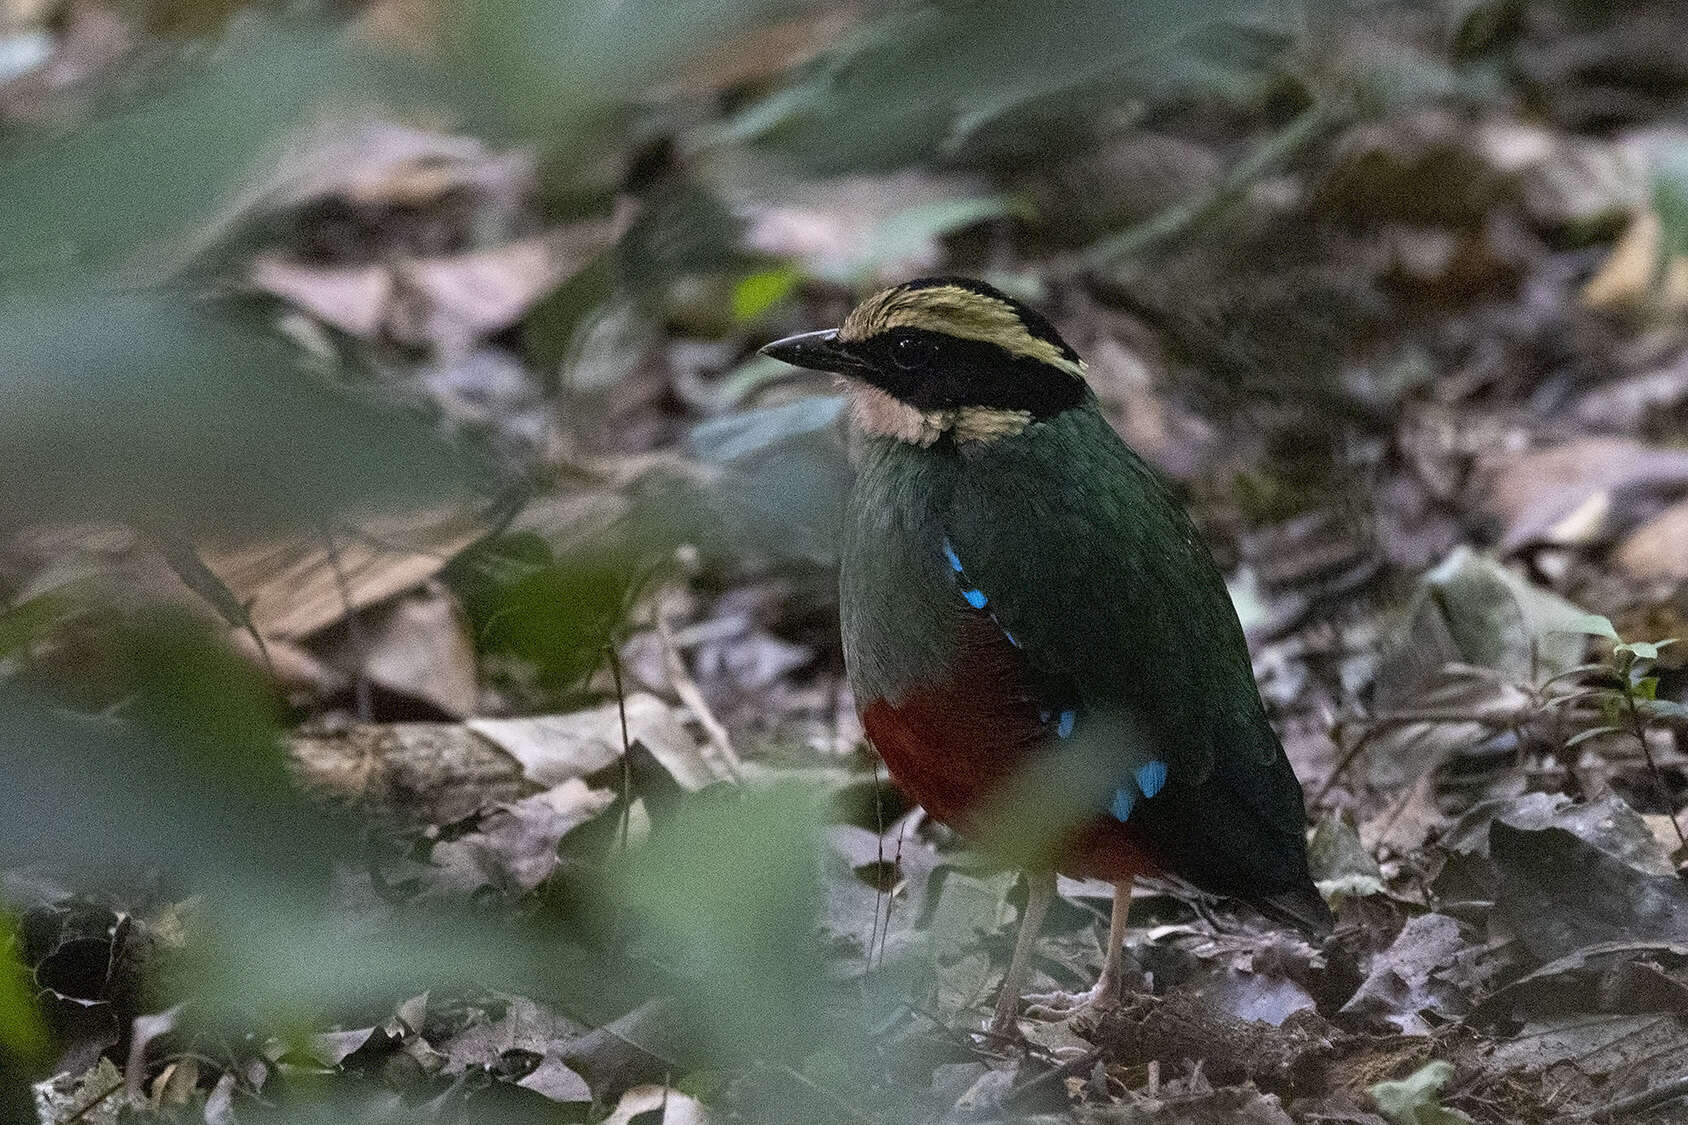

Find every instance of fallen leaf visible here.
[558,999,689,1103]
[430,779,616,894]
[435,1000,587,1081]
[302,1026,380,1067]
[197,504,493,642]
[1479,437,1688,554]
[1581,208,1688,311]
[1340,914,1472,1034]
[1308,811,1385,900]
[1615,499,1688,581]
[1082,1084,1297,1123]
[518,1056,593,1102]
[740,173,1005,285]
[1369,1061,1474,1125]
[1376,547,1593,712]
[602,1084,714,1125]
[1488,820,1688,962]
[468,693,716,790]
[313,580,479,716]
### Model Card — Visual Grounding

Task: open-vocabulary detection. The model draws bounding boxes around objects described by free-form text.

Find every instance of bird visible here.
[760,277,1332,1034]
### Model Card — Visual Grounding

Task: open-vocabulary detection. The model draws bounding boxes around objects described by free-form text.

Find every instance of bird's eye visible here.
[890,334,936,371]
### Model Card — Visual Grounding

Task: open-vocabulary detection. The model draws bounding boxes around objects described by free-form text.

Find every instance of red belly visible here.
[861,689,1159,882]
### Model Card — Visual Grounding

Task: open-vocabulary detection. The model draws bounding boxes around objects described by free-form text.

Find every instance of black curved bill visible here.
[758,329,868,376]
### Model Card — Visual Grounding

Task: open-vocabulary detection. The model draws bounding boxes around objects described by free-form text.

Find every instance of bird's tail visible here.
[1252,883,1335,939]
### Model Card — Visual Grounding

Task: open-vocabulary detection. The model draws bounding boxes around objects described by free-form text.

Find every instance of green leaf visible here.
[0,912,47,1062]
[1307,811,1385,900]
[0,18,434,289]
[678,395,852,566]
[1615,640,1661,662]
[1558,612,1619,640]
[731,266,801,323]
[1370,1061,1476,1125]
[1,290,477,530]
[1565,725,1624,748]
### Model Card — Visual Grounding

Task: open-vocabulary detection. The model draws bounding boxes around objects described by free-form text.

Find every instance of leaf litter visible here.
[9,2,1688,1124]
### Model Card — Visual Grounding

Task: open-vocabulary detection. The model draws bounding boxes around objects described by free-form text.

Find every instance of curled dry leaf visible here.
[197,504,493,643]
[1478,436,1688,555]
[1615,498,1688,581]
[1339,914,1471,1034]
[252,219,627,358]
[1581,208,1688,312]
[603,1084,715,1125]
[312,580,479,717]
[430,779,616,894]
[467,692,717,790]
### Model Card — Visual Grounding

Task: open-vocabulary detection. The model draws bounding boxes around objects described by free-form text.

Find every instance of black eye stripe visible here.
[855,327,1085,418]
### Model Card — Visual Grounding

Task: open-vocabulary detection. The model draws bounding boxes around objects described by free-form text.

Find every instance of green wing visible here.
[944,404,1270,785]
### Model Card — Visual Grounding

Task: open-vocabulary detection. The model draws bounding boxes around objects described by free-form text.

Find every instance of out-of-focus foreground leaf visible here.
[724,0,1299,173]
[615,782,828,1060]
[0,17,435,289]
[0,291,478,531]
[446,0,795,144]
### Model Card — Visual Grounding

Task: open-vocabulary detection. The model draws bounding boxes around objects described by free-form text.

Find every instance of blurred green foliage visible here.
[0,0,1502,1115]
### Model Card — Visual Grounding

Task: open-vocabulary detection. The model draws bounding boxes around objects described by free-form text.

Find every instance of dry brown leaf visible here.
[740,172,987,285]
[1581,208,1688,311]
[467,693,717,790]
[389,222,624,355]
[316,580,478,717]
[602,1086,714,1125]
[248,258,392,339]
[263,122,532,214]
[251,218,624,356]
[430,779,616,893]
[1614,498,1688,580]
[197,504,491,641]
[1477,437,1688,553]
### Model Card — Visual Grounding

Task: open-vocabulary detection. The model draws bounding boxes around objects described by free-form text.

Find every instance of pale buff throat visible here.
[846,382,1034,446]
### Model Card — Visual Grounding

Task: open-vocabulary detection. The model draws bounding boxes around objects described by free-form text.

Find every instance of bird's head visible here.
[760,277,1089,445]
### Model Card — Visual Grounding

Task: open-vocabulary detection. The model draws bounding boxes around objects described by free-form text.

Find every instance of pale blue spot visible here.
[1135,760,1168,798]
[941,538,964,573]
[1002,628,1020,648]
[962,587,987,609]
[1056,709,1076,739]
[1110,787,1136,822]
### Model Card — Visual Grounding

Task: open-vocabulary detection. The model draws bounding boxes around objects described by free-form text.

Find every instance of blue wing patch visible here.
[1056,709,1077,739]
[942,539,964,573]
[941,536,1014,642]
[1110,760,1168,822]
[1135,760,1167,798]
[1110,787,1136,821]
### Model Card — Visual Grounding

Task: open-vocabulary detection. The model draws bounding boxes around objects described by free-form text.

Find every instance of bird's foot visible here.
[1021,979,1121,1023]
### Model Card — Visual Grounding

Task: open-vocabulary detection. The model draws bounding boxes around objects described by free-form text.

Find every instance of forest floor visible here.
[7,1,1688,1123]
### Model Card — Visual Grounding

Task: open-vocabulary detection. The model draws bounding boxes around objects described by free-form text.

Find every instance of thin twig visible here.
[1619,668,1688,852]
[868,757,887,975]
[1003,1047,1105,1109]
[604,644,633,852]
[755,1060,882,1125]
[654,608,743,782]
[320,523,372,721]
[1581,1072,1688,1120]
